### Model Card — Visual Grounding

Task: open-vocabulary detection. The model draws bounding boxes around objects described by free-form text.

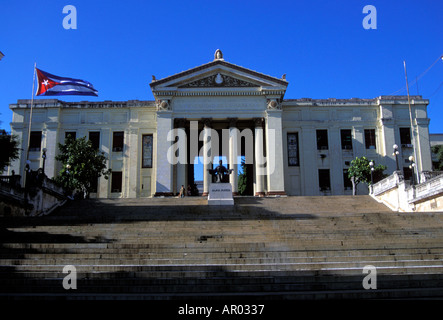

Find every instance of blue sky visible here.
[0,0,442,133]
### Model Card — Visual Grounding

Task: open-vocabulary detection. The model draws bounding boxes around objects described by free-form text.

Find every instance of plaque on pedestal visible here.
[208,183,234,206]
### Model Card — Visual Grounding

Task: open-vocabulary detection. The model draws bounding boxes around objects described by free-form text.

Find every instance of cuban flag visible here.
[35,68,98,96]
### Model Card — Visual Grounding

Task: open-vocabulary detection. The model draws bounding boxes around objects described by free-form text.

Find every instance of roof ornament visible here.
[214,49,224,60]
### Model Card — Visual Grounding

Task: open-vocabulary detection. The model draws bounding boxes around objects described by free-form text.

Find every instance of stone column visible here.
[175,118,187,195]
[265,109,286,195]
[202,118,212,197]
[229,118,239,195]
[254,118,265,197]
[154,111,173,196]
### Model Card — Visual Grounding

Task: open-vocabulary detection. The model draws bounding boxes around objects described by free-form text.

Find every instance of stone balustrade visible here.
[371,170,443,212]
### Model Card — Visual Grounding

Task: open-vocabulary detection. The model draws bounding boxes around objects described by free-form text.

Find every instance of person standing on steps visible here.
[179,185,186,198]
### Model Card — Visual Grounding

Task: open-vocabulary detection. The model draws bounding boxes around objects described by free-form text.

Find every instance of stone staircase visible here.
[1,195,443,300]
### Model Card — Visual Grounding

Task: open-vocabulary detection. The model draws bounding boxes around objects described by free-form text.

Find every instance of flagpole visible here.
[26,62,37,161]
[403,60,420,184]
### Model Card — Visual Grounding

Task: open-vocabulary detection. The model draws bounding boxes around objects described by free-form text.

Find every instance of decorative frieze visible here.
[179,73,259,88]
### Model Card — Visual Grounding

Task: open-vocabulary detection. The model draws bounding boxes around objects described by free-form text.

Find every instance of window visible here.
[287,133,299,166]
[112,131,124,152]
[111,171,122,193]
[29,131,42,151]
[400,127,412,146]
[341,129,353,150]
[364,129,376,149]
[142,134,153,168]
[318,169,331,192]
[65,131,76,140]
[343,169,353,190]
[89,131,100,150]
[316,130,328,150]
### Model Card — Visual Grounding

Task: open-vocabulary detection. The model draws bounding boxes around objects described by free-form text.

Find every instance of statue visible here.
[208,160,233,183]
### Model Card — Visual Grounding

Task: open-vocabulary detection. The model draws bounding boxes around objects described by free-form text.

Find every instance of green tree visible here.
[238,158,248,195]
[55,136,111,198]
[0,129,20,174]
[431,145,443,170]
[348,156,387,195]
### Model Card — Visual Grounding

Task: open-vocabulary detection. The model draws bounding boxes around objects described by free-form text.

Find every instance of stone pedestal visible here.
[208,183,234,206]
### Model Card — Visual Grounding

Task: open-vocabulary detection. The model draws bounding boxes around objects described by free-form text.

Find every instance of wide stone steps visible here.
[1,196,443,300]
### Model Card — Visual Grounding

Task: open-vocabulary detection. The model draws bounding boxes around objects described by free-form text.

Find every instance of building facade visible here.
[8,51,433,198]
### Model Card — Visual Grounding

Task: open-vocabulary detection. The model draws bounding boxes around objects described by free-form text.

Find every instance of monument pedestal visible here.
[208,183,234,206]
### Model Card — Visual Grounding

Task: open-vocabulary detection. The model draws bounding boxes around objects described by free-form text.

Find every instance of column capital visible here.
[174,118,187,128]
[228,117,238,128]
[253,117,264,127]
[202,118,212,128]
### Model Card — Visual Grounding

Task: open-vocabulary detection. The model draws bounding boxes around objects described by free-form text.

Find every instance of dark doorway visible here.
[181,119,256,196]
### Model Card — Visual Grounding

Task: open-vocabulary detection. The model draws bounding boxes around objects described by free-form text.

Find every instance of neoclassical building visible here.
[8,50,433,198]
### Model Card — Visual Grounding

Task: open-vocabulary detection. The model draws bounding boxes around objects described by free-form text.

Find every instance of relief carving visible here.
[267,99,282,110]
[179,73,258,88]
[156,99,171,111]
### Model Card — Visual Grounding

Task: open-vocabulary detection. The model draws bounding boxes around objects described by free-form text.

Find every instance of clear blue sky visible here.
[1,0,442,133]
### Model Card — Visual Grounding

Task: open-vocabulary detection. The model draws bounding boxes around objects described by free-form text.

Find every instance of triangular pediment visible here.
[178,73,261,88]
[150,58,288,95]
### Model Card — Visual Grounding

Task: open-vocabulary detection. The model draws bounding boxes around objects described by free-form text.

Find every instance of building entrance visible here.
[175,119,259,197]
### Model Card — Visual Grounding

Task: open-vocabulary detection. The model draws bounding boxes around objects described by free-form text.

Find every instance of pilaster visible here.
[265,110,286,195]
[127,128,139,198]
[154,111,174,196]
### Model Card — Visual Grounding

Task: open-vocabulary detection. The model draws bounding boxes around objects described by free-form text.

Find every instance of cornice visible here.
[150,59,288,88]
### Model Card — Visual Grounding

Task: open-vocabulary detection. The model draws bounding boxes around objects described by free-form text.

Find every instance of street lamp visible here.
[42,148,47,175]
[369,161,375,186]
[409,156,416,186]
[393,144,400,171]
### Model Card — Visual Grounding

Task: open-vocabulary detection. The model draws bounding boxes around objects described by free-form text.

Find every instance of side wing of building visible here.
[9,99,157,198]
[282,96,432,196]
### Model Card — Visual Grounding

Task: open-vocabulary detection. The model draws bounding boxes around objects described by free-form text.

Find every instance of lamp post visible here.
[409,156,416,186]
[393,144,400,171]
[369,161,375,186]
[42,148,47,175]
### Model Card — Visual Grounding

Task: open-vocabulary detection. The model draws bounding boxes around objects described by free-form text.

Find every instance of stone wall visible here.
[0,174,66,217]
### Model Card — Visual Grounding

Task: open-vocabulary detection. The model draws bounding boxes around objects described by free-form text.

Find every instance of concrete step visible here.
[1,196,443,299]
[2,251,443,265]
[2,275,443,296]
[2,259,443,274]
